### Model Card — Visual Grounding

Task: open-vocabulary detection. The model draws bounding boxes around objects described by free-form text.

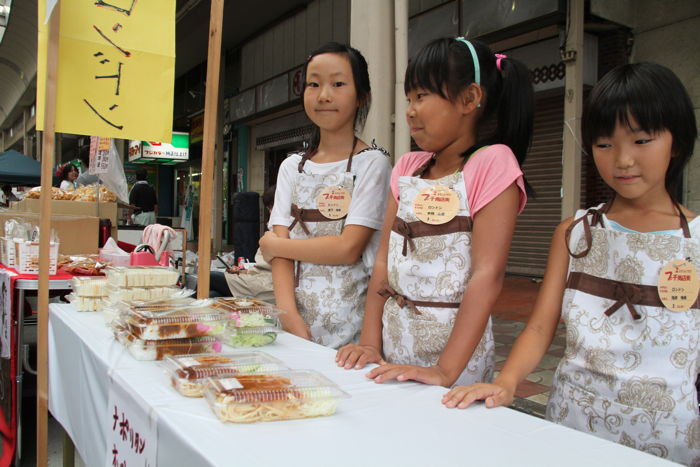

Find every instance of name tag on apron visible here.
[657,259,699,312]
[413,185,459,225]
[317,185,352,219]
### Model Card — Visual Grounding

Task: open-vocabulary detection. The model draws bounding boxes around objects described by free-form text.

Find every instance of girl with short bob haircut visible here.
[444,62,699,466]
[261,42,392,349]
[336,37,534,388]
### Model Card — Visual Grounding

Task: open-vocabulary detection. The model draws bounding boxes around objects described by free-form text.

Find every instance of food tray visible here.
[124,308,229,340]
[215,326,281,348]
[107,285,182,303]
[70,276,108,297]
[213,298,282,328]
[203,370,349,423]
[115,329,222,361]
[105,266,179,287]
[113,295,205,317]
[66,293,104,312]
[163,352,289,397]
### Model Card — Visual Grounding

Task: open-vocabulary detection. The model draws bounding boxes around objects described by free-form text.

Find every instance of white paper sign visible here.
[105,373,157,467]
[0,270,11,359]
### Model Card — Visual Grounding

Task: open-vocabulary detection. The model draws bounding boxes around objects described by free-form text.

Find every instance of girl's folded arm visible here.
[261,224,375,265]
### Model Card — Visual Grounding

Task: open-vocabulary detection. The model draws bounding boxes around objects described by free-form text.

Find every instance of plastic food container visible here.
[66,293,104,312]
[215,326,281,348]
[163,352,289,397]
[213,298,282,328]
[115,330,222,361]
[105,266,179,288]
[203,370,349,423]
[107,285,182,303]
[112,294,204,316]
[71,277,108,297]
[124,308,229,340]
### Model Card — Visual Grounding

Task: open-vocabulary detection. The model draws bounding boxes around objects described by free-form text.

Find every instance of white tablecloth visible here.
[48,304,676,467]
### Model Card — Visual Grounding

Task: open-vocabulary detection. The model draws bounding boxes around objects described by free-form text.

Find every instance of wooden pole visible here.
[37,3,60,466]
[196,0,224,299]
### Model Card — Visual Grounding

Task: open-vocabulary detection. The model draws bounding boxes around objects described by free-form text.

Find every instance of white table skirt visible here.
[48,304,676,467]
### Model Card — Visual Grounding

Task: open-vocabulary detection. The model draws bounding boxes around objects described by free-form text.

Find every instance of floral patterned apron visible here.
[546,203,700,466]
[288,147,369,349]
[381,157,494,386]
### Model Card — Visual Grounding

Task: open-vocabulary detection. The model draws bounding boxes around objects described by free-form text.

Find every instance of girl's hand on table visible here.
[441,382,514,409]
[366,364,450,387]
[336,344,385,369]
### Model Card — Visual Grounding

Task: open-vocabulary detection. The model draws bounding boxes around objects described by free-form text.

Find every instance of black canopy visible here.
[0,149,41,185]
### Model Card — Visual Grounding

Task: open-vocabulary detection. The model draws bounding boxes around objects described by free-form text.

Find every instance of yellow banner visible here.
[37,0,175,142]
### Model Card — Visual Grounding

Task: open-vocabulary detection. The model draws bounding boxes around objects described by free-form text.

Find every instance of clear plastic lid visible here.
[215,326,281,348]
[124,308,229,340]
[66,293,103,312]
[213,298,282,328]
[70,276,108,297]
[105,266,179,287]
[114,294,206,317]
[116,329,222,361]
[107,286,183,303]
[163,352,288,382]
[203,370,349,423]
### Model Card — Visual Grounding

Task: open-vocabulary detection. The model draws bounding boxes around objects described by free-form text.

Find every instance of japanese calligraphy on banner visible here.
[105,373,157,467]
[37,0,175,143]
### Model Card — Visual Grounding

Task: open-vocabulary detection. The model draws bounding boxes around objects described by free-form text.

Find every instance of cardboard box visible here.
[10,198,117,225]
[0,212,99,256]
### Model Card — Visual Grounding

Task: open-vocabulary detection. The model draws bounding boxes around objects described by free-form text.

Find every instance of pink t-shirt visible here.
[390,145,527,215]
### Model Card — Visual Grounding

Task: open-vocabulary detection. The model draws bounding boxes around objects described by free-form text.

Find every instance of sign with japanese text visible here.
[657,259,700,312]
[105,374,157,467]
[128,132,189,162]
[413,185,459,225]
[89,136,111,174]
[37,0,175,143]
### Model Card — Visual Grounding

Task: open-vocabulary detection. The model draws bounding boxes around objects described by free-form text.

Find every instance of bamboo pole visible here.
[37,3,61,466]
[195,0,224,299]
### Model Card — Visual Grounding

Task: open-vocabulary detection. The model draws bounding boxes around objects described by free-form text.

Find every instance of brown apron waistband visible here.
[392,215,472,256]
[289,203,345,235]
[377,282,460,315]
[566,271,699,320]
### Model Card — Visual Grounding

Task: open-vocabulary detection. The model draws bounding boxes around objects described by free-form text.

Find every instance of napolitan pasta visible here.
[203,371,348,423]
[164,352,288,397]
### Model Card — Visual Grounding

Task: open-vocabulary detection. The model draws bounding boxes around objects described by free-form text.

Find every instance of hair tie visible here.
[495,53,507,71]
[454,37,480,86]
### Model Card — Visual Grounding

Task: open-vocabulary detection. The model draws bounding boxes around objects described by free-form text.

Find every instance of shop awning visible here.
[0,149,41,185]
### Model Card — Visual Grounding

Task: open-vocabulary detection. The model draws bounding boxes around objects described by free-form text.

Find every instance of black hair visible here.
[262,184,276,212]
[302,42,371,157]
[58,163,79,181]
[136,168,148,181]
[405,38,534,183]
[581,62,697,195]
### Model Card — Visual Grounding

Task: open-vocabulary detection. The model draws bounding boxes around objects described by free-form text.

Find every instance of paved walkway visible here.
[491,276,564,417]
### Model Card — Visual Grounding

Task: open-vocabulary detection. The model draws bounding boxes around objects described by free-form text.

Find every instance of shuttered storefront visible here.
[507,94,564,276]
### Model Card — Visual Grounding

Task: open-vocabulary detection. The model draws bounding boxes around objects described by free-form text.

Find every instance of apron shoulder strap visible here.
[565,203,609,258]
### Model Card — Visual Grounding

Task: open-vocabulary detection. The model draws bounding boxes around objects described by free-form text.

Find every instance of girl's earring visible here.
[476,103,481,108]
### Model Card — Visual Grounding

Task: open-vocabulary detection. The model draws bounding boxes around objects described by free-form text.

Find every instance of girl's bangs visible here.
[404,46,449,98]
[585,72,667,144]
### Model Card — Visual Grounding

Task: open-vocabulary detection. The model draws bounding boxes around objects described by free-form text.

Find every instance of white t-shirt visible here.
[269,149,393,269]
[59,180,76,191]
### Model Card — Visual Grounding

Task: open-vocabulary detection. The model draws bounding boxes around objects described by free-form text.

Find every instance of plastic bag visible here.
[92,139,129,204]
